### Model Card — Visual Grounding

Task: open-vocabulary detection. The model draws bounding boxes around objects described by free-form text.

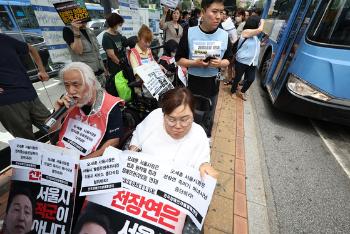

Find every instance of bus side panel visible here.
[289,42,350,99]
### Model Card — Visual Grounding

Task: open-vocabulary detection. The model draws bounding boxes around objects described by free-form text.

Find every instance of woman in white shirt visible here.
[129,87,217,178]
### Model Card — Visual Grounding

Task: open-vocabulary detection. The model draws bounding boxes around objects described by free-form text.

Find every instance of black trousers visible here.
[230,61,257,94]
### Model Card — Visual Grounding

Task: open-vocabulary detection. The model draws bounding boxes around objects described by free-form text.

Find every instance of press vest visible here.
[56,92,122,156]
[188,26,228,77]
[67,27,104,72]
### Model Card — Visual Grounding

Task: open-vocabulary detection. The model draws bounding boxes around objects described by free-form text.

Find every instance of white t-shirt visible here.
[130,108,210,170]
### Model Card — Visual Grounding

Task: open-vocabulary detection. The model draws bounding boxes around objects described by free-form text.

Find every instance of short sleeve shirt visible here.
[0,33,37,105]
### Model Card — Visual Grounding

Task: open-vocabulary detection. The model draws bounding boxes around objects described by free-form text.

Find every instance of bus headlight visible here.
[287,74,332,102]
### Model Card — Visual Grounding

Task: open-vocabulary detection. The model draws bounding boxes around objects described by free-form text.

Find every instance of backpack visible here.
[232,38,248,56]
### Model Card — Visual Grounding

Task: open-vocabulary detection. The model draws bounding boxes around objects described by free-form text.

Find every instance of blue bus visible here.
[0,0,105,34]
[259,0,350,125]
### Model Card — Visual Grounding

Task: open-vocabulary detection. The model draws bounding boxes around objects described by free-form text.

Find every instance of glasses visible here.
[164,115,193,127]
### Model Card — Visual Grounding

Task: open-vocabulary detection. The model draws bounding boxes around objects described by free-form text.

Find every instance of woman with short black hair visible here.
[102,13,127,77]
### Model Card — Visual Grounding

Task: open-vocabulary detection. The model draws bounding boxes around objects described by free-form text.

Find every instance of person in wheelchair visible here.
[128,25,156,99]
[50,62,124,159]
[129,87,217,176]
[128,87,217,233]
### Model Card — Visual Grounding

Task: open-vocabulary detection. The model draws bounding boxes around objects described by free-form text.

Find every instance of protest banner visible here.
[8,168,76,234]
[80,146,122,196]
[129,0,139,9]
[119,151,216,229]
[134,61,174,100]
[160,0,180,9]
[82,190,185,233]
[53,0,91,25]
[9,138,42,169]
[119,0,141,38]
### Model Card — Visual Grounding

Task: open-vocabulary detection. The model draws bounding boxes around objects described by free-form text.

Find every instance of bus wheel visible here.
[260,52,271,88]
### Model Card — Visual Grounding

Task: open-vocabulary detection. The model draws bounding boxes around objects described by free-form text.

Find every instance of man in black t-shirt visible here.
[175,0,233,136]
[0,33,51,140]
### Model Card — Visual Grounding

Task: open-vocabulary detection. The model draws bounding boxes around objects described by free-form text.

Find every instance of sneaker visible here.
[236,91,247,101]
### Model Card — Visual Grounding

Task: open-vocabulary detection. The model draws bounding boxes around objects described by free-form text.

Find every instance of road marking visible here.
[37,80,60,91]
[311,120,350,178]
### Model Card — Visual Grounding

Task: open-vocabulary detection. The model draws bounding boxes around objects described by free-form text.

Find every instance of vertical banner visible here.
[8,168,76,234]
[5,138,79,234]
[148,9,161,34]
[119,0,142,38]
[30,0,72,63]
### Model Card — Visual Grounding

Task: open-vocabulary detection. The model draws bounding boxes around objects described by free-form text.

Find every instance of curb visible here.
[243,90,270,234]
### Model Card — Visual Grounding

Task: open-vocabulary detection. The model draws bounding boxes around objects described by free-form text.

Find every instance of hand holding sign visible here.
[199,162,219,179]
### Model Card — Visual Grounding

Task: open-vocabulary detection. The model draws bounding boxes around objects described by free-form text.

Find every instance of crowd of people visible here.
[0,0,265,232]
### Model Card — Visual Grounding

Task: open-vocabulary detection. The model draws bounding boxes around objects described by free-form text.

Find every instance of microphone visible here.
[42,99,75,132]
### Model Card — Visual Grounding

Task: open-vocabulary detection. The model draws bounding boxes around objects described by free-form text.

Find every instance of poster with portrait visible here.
[4,138,79,234]
[74,190,185,233]
[6,168,76,234]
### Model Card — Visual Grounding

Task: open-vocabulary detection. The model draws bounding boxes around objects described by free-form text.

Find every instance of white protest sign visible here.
[61,118,102,156]
[192,40,222,60]
[134,61,174,100]
[157,165,217,230]
[80,146,122,196]
[9,138,42,170]
[177,66,187,86]
[120,151,163,195]
[160,0,180,9]
[41,144,79,192]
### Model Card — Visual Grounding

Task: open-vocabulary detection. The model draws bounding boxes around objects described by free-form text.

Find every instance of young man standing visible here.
[175,0,233,136]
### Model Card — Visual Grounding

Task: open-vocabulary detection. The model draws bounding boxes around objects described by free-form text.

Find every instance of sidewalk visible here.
[204,82,270,234]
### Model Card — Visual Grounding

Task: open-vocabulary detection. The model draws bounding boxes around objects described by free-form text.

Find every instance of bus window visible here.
[0,6,14,31]
[267,0,295,20]
[87,10,104,19]
[10,5,39,30]
[307,0,350,47]
[266,0,296,43]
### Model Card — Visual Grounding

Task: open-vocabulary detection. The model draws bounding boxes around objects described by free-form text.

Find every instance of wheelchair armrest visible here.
[193,94,213,112]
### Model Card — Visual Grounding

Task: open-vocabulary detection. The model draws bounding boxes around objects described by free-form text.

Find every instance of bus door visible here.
[264,0,311,100]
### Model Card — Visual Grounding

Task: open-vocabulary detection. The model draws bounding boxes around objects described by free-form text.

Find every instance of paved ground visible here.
[204,83,269,234]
